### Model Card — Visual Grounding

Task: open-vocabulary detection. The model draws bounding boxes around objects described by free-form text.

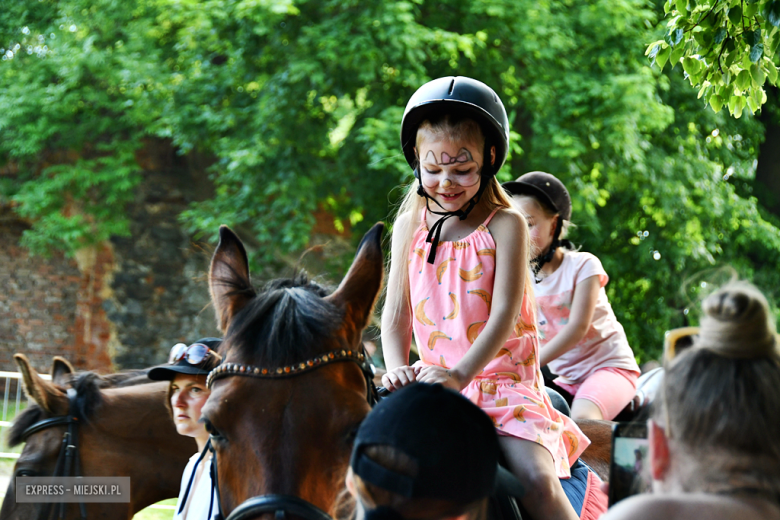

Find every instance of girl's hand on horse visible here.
[416,365,464,392]
[382,365,420,392]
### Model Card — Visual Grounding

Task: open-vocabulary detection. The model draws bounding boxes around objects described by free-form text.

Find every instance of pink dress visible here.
[409,209,589,478]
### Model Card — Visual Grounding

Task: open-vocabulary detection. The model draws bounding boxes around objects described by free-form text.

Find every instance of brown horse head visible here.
[202,223,384,518]
[0,354,196,520]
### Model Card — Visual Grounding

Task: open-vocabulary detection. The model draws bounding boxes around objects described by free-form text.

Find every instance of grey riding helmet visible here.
[400,76,510,177]
[502,171,572,221]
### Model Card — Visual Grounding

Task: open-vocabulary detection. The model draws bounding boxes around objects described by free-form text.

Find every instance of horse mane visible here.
[225,272,344,367]
[7,368,154,447]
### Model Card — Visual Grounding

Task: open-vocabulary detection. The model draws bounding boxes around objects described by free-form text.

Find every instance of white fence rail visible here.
[0,371,50,460]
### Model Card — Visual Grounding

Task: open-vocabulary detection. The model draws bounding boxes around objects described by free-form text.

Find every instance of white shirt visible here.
[174,451,219,520]
[533,251,640,384]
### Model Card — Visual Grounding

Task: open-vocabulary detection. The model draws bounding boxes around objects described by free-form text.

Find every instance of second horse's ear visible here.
[15,354,68,415]
[325,223,385,335]
[209,226,257,333]
[51,357,75,386]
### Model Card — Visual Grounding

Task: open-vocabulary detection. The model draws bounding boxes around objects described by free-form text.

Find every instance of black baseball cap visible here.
[503,171,572,221]
[350,383,499,505]
[148,338,222,381]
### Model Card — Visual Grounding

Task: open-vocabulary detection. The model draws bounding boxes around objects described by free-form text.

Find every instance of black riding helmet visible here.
[401,77,510,264]
[503,172,572,279]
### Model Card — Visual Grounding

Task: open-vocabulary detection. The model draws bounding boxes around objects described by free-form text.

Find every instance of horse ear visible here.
[209,225,257,332]
[326,223,385,332]
[51,357,75,385]
[14,354,68,415]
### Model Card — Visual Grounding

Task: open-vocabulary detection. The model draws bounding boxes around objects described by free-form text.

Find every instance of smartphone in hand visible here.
[608,422,650,507]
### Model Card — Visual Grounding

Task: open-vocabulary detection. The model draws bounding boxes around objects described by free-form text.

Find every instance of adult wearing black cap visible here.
[149,338,222,520]
[346,383,502,520]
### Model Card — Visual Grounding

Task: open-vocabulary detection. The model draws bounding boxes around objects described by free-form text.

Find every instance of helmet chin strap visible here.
[532,218,573,282]
[417,141,492,264]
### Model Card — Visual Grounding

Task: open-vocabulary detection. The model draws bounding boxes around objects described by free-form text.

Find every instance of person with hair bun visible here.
[603,282,780,520]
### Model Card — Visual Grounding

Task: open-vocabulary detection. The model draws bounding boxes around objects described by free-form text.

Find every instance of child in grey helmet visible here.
[504,172,639,421]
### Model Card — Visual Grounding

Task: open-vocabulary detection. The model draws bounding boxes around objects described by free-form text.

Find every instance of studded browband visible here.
[206,348,368,389]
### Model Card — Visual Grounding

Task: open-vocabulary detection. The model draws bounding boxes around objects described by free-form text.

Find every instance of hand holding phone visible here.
[608,422,651,507]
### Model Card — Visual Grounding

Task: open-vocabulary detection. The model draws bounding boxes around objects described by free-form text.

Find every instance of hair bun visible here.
[698,282,778,359]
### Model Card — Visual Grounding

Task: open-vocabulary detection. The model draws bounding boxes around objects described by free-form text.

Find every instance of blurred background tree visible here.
[2,0,778,362]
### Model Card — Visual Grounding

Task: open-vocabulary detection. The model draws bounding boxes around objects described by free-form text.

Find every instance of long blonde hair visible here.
[385,116,532,327]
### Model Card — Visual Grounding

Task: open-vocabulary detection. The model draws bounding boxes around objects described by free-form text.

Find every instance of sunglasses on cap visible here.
[663,327,699,364]
[168,342,214,365]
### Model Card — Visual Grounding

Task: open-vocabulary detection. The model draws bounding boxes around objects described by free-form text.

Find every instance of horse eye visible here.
[203,419,224,440]
[345,426,360,444]
[16,469,36,478]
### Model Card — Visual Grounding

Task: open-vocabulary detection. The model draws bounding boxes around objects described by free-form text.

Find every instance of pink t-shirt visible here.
[533,251,639,385]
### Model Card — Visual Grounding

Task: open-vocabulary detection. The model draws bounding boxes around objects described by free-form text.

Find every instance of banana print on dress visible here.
[427,331,451,351]
[494,347,513,360]
[476,248,496,258]
[513,405,527,422]
[495,372,521,383]
[414,297,435,326]
[514,318,536,337]
[523,396,546,408]
[480,380,498,395]
[409,248,426,274]
[459,262,483,282]
[468,288,492,314]
[453,241,470,249]
[562,431,579,459]
[436,257,456,284]
[443,292,459,321]
[516,349,536,367]
[467,321,486,344]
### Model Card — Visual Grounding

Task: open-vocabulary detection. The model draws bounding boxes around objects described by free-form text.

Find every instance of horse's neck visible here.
[575,419,613,482]
[89,383,196,509]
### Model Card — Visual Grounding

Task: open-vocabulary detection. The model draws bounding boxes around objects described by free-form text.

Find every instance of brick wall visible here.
[0,215,83,373]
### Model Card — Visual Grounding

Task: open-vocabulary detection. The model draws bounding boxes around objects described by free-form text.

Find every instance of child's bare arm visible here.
[538,275,600,366]
[381,212,416,390]
[419,209,527,390]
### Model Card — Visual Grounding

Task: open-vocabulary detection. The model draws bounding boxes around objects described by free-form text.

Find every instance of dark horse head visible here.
[202,223,384,519]
[0,355,195,520]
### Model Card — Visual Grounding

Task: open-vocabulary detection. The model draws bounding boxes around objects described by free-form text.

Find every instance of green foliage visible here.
[2,0,780,361]
[646,0,780,117]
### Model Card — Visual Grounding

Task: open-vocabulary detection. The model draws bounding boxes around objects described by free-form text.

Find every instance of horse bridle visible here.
[206,345,379,520]
[19,388,88,520]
